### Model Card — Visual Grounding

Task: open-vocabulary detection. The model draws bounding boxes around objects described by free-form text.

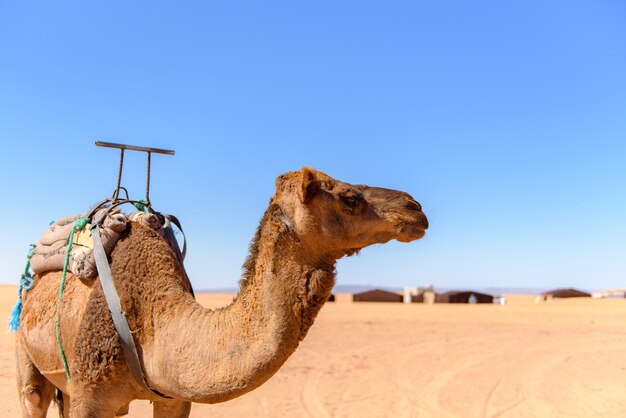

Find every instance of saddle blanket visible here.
[30,209,169,279]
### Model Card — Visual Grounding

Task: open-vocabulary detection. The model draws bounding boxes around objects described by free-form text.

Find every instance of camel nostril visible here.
[405,199,422,211]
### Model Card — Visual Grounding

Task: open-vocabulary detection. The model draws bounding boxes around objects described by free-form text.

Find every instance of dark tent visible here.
[353,289,402,303]
[435,291,493,304]
[540,288,591,300]
[327,294,336,302]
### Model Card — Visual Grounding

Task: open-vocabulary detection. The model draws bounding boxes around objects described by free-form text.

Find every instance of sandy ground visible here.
[2,286,626,417]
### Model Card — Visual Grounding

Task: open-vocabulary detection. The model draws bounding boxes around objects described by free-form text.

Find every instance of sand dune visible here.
[2,287,625,417]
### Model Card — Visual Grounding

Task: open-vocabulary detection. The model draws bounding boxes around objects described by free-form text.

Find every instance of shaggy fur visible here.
[15,167,428,418]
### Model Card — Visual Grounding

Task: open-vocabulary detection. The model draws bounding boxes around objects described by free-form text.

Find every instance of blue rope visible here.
[9,245,36,331]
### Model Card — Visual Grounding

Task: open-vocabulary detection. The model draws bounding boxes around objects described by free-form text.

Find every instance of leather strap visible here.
[161,213,186,261]
[91,220,171,399]
[161,214,194,298]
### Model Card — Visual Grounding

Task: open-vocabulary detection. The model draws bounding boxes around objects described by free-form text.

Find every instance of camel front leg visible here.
[153,400,192,418]
[67,396,118,418]
[59,392,70,418]
[15,334,55,418]
[65,384,120,418]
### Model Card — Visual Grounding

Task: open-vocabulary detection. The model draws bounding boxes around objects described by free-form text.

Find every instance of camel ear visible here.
[275,174,288,192]
[299,167,319,203]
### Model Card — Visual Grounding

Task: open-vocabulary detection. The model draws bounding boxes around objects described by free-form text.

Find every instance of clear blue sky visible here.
[1,1,625,292]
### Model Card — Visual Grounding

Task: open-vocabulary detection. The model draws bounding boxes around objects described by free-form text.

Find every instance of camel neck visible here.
[144,205,336,403]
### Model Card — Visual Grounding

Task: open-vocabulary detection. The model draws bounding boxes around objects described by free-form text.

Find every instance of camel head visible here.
[273,167,428,261]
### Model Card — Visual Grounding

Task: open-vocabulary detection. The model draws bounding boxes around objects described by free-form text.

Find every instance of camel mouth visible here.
[393,213,428,242]
[394,223,427,242]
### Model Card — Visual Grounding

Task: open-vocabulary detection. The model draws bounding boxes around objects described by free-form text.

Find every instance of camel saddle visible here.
[30,208,185,279]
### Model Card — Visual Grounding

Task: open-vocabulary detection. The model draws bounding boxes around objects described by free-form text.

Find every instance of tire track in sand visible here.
[301,341,392,418]
[520,339,626,418]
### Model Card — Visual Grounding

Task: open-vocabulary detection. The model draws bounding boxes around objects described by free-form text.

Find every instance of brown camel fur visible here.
[15,167,428,417]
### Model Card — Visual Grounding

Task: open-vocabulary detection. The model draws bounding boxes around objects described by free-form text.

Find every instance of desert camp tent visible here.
[435,291,493,304]
[540,288,591,301]
[353,289,402,303]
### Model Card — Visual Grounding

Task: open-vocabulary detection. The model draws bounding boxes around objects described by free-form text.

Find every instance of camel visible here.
[15,167,428,417]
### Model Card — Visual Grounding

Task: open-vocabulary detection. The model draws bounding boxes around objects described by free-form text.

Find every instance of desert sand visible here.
[2,285,626,417]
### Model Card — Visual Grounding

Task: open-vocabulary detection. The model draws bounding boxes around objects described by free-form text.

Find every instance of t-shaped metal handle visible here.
[95,141,175,207]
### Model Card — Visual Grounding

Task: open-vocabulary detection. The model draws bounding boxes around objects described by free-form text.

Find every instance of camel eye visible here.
[341,194,361,208]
